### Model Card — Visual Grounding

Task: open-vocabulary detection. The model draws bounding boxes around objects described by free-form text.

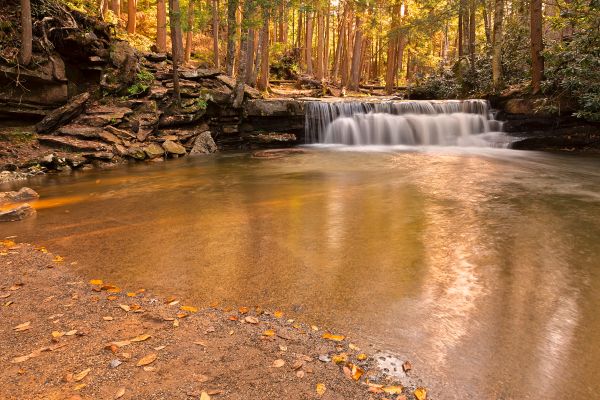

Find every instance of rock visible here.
[113,144,128,157]
[246,133,298,145]
[143,143,165,159]
[190,131,218,155]
[104,125,136,140]
[58,125,104,139]
[0,204,36,222]
[252,148,308,159]
[155,68,220,81]
[158,112,205,128]
[82,152,115,161]
[126,146,146,160]
[162,140,186,155]
[244,99,304,117]
[505,99,535,115]
[38,135,110,152]
[98,130,122,145]
[0,187,39,205]
[145,53,168,62]
[35,92,91,133]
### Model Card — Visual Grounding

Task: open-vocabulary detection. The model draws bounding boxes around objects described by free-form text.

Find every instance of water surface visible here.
[2,147,599,399]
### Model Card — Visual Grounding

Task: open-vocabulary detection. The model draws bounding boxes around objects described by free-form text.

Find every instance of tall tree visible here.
[316,8,325,80]
[110,0,120,17]
[212,0,220,69]
[305,10,314,75]
[233,0,254,107]
[257,8,270,91]
[226,0,238,76]
[127,0,136,34]
[492,0,504,90]
[185,0,195,63]
[530,0,544,93]
[19,0,32,65]
[349,15,363,90]
[157,0,167,52]
[169,0,184,105]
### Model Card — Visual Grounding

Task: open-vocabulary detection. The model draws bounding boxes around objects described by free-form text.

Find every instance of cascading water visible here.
[305,99,509,147]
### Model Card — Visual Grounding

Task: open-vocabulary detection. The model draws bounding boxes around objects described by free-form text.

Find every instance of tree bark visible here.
[332,8,345,83]
[385,1,400,93]
[212,0,220,68]
[244,27,256,84]
[530,0,544,93]
[127,0,136,34]
[349,16,362,90]
[157,0,167,52]
[316,9,325,80]
[169,0,184,106]
[233,0,253,107]
[257,9,270,91]
[305,11,314,75]
[468,0,476,69]
[492,0,504,90]
[19,0,32,65]
[110,0,120,17]
[226,0,238,76]
[184,0,195,63]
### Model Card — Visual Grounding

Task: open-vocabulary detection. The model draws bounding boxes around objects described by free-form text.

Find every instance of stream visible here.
[2,147,599,399]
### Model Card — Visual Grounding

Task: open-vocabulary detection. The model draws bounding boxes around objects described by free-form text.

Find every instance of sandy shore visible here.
[0,240,427,400]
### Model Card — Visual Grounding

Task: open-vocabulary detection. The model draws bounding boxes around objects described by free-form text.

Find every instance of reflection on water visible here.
[2,148,600,399]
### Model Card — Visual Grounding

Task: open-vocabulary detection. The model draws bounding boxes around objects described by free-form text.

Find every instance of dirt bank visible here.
[0,240,427,400]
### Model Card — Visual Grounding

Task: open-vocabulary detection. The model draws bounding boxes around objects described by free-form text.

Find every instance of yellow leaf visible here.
[350,363,364,380]
[130,334,151,342]
[114,387,126,399]
[52,256,64,263]
[89,279,103,285]
[51,331,64,338]
[119,304,130,312]
[127,292,136,297]
[103,316,114,321]
[414,387,427,400]
[107,287,121,293]
[322,332,345,342]
[331,353,348,364]
[73,368,91,382]
[64,330,78,336]
[200,392,211,400]
[13,321,31,332]
[273,310,283,318]
[357,353,367,361]
[238,306,249,314]
[263,329,276,337]
[349,343,360,351]
[180,305,198,313]
[73,383,86,391]
[136,353,157,367]
[383,385,404,394]
[316,383,326,396]
[245,316,259,324]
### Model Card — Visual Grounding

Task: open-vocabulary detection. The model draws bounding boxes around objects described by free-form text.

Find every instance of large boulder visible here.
[0,188,39,205]
[35,92,91,133]
[162,140,186,155]
[143,143,165,159]
[0,204,36,222]
[244,99,305,117]
[190,131,218,155]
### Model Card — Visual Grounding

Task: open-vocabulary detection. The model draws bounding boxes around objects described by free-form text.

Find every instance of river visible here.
[2,146,599,399]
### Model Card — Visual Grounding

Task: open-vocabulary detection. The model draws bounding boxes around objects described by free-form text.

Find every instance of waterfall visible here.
[304,99,507,147]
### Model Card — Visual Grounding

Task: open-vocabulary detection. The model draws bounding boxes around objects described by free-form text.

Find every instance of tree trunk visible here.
[492,0,504,90]
[244,27,256,84]
[385,1,400,93]
[257,9,270,91]
[530,0,544,93]
[316,9,325,80]
[157,0,167,52]
[110,0,120,17]
[482,0,491,49]
[184,0,195,63]
[169,0,184,106]
[226,0,238,76]
[233,0,253,108]
[324,3,330,78]
[250,28,261,85]
[349,16,362,90]
[212,0,220,68]
[19,0,32,65]
[100,0,109,19]
[332,8,345,83]
[468,0,476,69]
[305,11,314,75]
[127,0,136,34]
[458,0,464,57]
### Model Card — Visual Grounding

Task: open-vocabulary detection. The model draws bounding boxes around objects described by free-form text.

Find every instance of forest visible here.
[7,0,600,120]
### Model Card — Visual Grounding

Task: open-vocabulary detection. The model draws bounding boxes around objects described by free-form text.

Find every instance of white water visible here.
[305,99,510,147]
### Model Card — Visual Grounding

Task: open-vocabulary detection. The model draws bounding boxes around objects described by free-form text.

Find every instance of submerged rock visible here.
[0,187,39,205]
[0,204,36,222]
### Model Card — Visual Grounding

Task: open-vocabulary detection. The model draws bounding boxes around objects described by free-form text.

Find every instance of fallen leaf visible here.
[107,287,121,293]
[402,360,412,372]
[228,315,238,321]
[177,313,189,319]
[200,392,211,400]
[154,345,166,351]
[73,383,86,391]
[180,305,198,313]
[273,359,285,368]
[136,353,157,367]
[316,383,326,396]
[73,368,91,382]
[414,387,427,400]
[118,304,130,312]
[126,292,136,297]
[107,296,118,301]
[0,293,11,298]
[274,310,284,318]
[291,360,303,370]
[349,363,364,380]
[52,331,64,338]
[109,359,122,369]
[194,340,207,347]
[114,387,126,399]
[245,316,259,324]
[343,365,352,379]
[311,325,319,331]
[130,334,151,342]
[52,255,64,263]
[331,353,348,364]
[296,370,305,378]
[89,279,103,285]
[13,322,31,332]
[263,329,276,337]
[65,330,78,336]
[238,306,249,314]
[143,366,157,372]
[322,332,345,341]
[279,345,287,352]
[349,343,360,351]
[103,316,114,321]
[382,386,404,394]
[105,340,131,349]
[357,353,367,361]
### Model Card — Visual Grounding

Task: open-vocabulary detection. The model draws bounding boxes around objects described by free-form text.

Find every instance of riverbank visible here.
[0,240,426,399]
